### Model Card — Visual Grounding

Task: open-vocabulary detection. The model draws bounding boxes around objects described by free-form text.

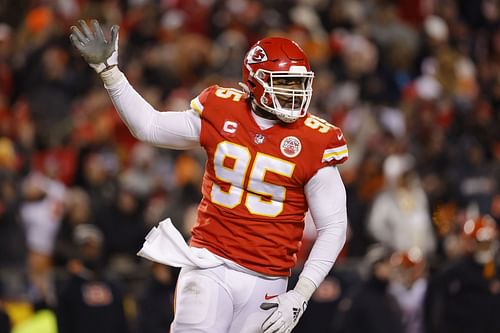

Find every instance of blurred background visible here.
[0,0,499,332]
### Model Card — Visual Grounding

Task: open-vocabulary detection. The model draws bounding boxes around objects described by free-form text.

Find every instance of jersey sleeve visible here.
[189,85,219,116]
[321,126,348,166]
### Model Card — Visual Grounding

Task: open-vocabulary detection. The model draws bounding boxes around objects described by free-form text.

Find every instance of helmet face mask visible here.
[242,37,314,123]
[256,69,313,122]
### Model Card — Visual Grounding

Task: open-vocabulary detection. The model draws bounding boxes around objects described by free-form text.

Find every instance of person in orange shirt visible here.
[70,19,348,333]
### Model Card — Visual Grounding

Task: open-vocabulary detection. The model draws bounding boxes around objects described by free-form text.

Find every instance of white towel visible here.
[137,218,223,268]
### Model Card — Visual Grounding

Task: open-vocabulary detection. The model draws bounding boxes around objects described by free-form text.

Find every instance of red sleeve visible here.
[321,126,348,167]
[189,85,219,115]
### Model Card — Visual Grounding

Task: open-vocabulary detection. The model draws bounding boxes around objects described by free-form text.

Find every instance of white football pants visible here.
[170,265,288,332]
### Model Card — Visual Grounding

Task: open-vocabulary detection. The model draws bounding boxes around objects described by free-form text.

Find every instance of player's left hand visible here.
[260,290,307,333]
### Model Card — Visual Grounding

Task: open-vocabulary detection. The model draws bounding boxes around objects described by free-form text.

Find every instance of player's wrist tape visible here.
[100,66,125,88]
[293,277,316,301]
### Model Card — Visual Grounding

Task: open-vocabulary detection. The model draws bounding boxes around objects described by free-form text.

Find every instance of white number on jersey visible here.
[211,141,295,217]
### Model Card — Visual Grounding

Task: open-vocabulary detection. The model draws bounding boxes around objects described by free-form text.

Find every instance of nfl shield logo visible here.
[254,134,265,144]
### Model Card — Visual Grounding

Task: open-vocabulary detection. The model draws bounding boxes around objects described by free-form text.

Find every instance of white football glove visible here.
[260,290,307,333]
[70,19,119,73]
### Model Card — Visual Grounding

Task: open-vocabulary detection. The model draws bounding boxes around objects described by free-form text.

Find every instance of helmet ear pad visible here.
[245,78,257,96]
[244,72,273,110]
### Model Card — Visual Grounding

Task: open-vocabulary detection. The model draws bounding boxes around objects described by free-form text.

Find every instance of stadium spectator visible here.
[367,153,436,255]
[20,171,66,305]
[0,282,12,333]
[56,224,130,333]
[336,244,404,333]
[53,187,95,268]
[292,264,362,333]
[136,263,178,333]
[0,169,28,299]
[424,215,500,333]
[389,247,428,333]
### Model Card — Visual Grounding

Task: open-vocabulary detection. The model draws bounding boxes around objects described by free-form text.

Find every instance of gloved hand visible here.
[260,290,308,333]
[69,19,119,73]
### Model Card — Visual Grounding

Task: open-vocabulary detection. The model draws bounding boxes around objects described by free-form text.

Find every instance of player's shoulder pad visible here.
[190,85,247,115]
[303,114,348,165]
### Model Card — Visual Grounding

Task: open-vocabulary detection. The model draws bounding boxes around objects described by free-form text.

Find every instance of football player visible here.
[70,19,349,333]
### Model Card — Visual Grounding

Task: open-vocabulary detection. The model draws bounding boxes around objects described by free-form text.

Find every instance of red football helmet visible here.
[241,37,314,123]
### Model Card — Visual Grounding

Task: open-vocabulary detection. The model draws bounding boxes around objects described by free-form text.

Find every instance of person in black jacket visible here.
[0,309,9,333]
[425,215,500,333]
[136,263,178,333]
[0,282,11,333]
[56,224,130,333]
[336,244,404,333]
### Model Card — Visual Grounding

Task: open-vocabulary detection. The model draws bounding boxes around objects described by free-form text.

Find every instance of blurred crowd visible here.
[0,0,499,332]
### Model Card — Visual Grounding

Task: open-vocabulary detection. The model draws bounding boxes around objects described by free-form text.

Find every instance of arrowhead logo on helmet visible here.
[247,46,268,64]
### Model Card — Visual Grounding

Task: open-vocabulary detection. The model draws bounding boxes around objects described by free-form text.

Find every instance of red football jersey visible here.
[189,85,348,276]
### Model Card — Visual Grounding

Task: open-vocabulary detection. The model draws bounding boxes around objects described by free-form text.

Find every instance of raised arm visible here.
[70,19,200,149]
